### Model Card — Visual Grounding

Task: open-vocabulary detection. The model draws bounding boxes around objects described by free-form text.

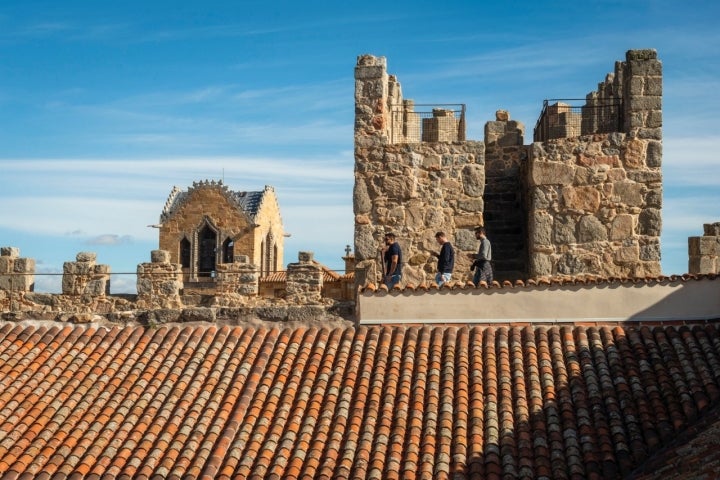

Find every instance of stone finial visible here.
[1,247,20,258]
[626,49,657,61]
[76,252,97,262]
[151,250,171,263]
[298,251,314,263]
[704,222,720,237]
[496,110,510,122]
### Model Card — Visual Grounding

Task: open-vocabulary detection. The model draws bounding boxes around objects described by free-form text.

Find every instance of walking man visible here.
[472,226,493,286]
[433,231,455,287]
[382,232,403,289]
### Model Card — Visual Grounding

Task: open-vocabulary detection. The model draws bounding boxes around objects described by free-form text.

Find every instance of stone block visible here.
[615,244,640,264]
[0,257,11,274]
[689,256,717,275]
[76,252,97,263]
[1,247,20,258]
[561,186,601,213]
[623,138,646,169]
[688,236,719,256]
[638,208,662,236]
[610,214,635,241]
[613,182,645,207]
[298,251,314,263]
[704,223,720,236]
[151,250,171,263]
[530,161,575,186]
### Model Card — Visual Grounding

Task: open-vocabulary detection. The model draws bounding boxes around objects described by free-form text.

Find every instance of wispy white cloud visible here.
[86,234,134,246]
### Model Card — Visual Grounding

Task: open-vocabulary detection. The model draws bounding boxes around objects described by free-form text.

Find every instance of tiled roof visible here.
[361,273,719,293]
[1,321,720,478]
[260,263,348,283]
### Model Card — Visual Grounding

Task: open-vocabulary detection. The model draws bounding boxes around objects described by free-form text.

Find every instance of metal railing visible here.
[391,104,466,143]
[534,99,622,142]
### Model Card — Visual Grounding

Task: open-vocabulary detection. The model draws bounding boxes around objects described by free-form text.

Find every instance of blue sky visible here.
[1,0,719,293]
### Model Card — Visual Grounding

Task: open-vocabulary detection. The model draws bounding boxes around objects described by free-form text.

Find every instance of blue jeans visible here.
[435,272,452,287]
[385,274,402,289]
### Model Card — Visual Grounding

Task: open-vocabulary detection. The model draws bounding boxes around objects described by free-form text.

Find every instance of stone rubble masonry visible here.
[286,251,323,304]
[136,249,183,309]
[527,132,662,278]
[354,54,486,284]
[62,251,110,296]
[0,246,35,292]
[688,222,720,274]
[528,49,662,278]
[215,254,259,296]
[355,49,663,284]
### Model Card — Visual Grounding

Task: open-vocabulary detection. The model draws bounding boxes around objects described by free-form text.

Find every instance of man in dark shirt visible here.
[382,232,402,288]
[433,231,454,287]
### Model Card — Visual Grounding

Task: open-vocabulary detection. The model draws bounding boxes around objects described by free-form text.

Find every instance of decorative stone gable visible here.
[158,180,285,286]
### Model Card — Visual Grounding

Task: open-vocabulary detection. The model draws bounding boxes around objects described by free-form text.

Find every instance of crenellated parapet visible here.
[689,222,720,274]
[136,250,183,309]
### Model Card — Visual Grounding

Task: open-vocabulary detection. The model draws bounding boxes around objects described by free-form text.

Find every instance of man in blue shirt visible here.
[433,231,455,287]
[382,232,402,288]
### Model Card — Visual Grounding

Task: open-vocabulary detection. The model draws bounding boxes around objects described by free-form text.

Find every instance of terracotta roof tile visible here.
[360,273,720,294]
[2,322,720,478]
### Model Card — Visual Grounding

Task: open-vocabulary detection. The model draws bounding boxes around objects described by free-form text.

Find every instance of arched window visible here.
[265,232,275,274]
[180,237,191,268]
[222,237,234,263]
[198,225,217,277]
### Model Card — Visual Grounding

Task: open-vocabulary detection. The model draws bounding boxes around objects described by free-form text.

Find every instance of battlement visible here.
[354,49,663,286]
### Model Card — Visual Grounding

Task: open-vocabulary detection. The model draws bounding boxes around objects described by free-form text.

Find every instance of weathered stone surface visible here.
[530,162,575,186]
[461,164,485,197]
[76,252,97,262]
[553,215,577,244]
[353,179,372,214]
[578,215,607,243]
[623,138,646,169]
[0,247,20,258]
[151,250,171,263]
[181,307,216,323]
[532,213,553,245]
[610,214,635,240]
[615,244,640,264]
[688,236,719,256]
[562,186,601,213]
[613,182,645,207]
[704,222,720,236]
[638,208,662,236]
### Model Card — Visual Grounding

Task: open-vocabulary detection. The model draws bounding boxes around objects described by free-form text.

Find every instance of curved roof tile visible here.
[1,322,720,478]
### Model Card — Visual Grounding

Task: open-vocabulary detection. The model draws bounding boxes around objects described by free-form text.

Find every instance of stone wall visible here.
[689,222,720,274]
[527,49,662,278]
[136,250,183,309]
[354,54,486,285]
[286,252,323,304]
[215,254,259,296]
[0,247,34,292]
[355,49,662,283]
[62,251,110,296]
[527,133,662,277]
